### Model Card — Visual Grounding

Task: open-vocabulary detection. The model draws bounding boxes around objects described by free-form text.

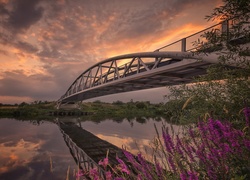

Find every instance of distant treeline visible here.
[0,100,169,121]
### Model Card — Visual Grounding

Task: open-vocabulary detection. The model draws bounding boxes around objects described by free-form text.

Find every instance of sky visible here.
[0,0,222,104]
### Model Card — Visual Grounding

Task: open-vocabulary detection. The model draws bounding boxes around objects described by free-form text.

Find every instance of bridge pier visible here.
[56,101,80,110]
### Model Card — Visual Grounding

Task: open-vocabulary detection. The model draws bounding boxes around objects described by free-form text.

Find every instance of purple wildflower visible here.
[243,107,250,126]
[244,139,250,151]
[76,170,86,178]
[176,135,184,156]
[185,143,195,162]
[167,156,176,172]
[180,172,187,180]
[123,150,140,169]
[207,168,217,180]
[116,157,130,175]
[189,128,198,147]
[137,174,143,180]
[89,168,99,180]
[187,171,198,180]
[162,128,175,154]
[137,153,153,180]
[155,160,163,178]
[98,157,109,169]
[105,171,112,180]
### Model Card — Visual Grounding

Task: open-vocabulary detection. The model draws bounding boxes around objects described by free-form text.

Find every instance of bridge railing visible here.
[154,21,228,52]
[155,18,249,53]
[59,123,106,178]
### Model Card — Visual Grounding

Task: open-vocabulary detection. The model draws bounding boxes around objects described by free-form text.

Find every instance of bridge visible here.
[56,118,136,178]
[58,20,249,104]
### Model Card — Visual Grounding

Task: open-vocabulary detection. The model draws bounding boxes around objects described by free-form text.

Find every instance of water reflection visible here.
[0,118,76,180]
[78,117,181,155]
[0,117,182,179]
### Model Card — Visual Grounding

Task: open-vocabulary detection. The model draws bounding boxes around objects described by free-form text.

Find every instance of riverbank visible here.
[0,101,167,121]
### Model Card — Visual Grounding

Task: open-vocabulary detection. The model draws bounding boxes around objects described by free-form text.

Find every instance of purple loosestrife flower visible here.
[76,170,86,178]
[116,157,130,175]
[207,168,217,180]
[184,143,195,162]
[243,107,250,127]
[189,128,198,147]
[196,143,206,164]
[89,168,100,180]
[207,148,221,167]
[105,171,112,180]
[187,171,198,180]
[176,135,195,163]
[244,139,250,151]
[162,128,175,154]
[123,150,140,170]
[155,160,163,178]
[98,157,109,169]
[176,135,184,156]
[180,172,187,180]
[137,153,153,180]
[167,156,176,172]
[137,174,143,180]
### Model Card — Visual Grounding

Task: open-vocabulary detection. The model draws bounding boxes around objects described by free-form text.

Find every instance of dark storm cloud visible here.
[0,32,38,54]
[0,2,9,15]
[37,43,61,59]
[14,41,38,53]
[101,0,215,41]
[0,62,85,101]
[2,0,213,61]
[0,71,57,100]
[6,0,44,31]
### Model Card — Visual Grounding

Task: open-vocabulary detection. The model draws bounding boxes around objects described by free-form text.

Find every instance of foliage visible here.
[79,101,165,122]
[0,101,57,118]
[165,0,250,124]
[76,107,250,180]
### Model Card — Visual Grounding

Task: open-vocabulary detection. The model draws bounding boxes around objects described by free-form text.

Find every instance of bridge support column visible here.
[181,38,186,52]
[56,101,80,110]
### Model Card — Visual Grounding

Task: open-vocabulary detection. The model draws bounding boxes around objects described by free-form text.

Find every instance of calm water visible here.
[0,117,179,180]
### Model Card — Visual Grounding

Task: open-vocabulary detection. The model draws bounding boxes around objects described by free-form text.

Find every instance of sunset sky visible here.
[0,0,222,104]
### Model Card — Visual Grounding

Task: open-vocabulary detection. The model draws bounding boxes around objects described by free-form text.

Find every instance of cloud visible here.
[0,70,57,100]
[0,0,221,104]
[0,118,77,179]
[14,41,39,53]
[4,0,44,32]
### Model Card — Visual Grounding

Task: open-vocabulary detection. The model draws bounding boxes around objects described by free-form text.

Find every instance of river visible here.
[0,117,180,180]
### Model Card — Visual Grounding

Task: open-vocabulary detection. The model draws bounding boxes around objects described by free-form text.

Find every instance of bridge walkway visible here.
[59,121,128,169]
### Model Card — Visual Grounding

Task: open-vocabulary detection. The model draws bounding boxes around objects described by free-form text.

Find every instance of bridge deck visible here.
[59,122,127,167]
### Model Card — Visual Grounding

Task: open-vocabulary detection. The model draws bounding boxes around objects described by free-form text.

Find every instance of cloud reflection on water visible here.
[0,118,77,180]
[0,117,183,179]
[80,117,182,155]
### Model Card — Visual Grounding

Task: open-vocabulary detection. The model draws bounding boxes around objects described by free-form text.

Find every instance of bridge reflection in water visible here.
[56,119,129,178]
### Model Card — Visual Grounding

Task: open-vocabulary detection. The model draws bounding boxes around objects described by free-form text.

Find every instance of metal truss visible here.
[59,51,222,102]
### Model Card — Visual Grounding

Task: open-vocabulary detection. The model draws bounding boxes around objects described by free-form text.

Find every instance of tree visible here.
[165,0,250,124]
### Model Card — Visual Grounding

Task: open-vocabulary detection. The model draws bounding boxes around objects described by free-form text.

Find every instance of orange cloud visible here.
[0,139,44,173]
[96,133,151,155]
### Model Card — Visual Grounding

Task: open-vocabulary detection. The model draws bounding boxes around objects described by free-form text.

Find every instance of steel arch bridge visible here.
[58,20,249,104]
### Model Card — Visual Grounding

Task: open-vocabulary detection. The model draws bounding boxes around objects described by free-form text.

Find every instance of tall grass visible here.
[76,107,250,179]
